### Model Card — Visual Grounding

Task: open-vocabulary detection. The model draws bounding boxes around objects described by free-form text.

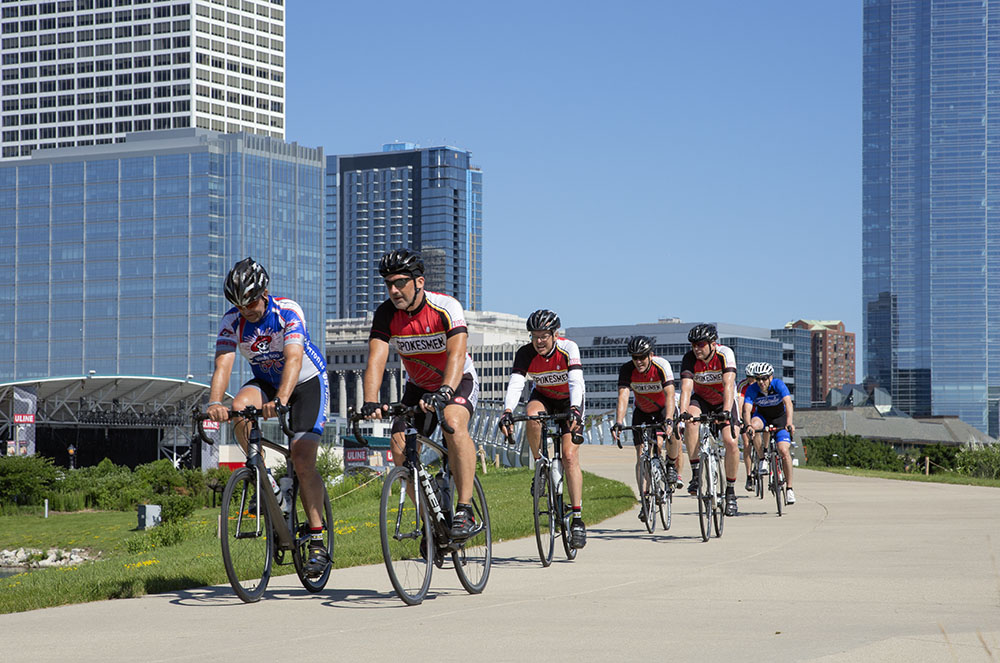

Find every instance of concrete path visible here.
[3,445,1000,662]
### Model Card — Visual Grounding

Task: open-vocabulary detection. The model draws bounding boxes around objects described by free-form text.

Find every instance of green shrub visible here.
[0,455,58,505]
[135,459,183,495]
[956,443,1000,480]
[93,469,151,511]
[803,434,904,471]
[158,493,196,523]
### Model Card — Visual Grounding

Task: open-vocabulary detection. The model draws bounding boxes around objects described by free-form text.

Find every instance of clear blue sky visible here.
[287,2,862,347]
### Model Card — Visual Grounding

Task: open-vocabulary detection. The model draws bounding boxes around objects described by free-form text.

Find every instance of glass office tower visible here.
[863,0,1000,434]
[328,143,483,320]
[0,128,324,393]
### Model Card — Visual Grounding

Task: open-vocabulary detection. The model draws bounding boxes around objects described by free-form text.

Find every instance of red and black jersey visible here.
[680,344,737,407]
[369,291,475,391]
[617,355,675,414]
[511,337,582,402]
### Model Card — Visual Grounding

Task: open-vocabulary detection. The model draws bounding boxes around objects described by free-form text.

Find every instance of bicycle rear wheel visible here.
[697,456,712,542]
[291,480,334,592]
[452,474,492,594]
[220,466,274,603]
[712,454,725,538]
[641,459,656,534]
[533,462,555,567]
[559,497,578,560]
[379,466,433,605]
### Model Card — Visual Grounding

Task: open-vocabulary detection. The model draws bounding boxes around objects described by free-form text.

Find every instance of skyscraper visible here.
[863,0,1000,434]
[326,143,483,320]
[1,0,286,160]
[0,128,325,393]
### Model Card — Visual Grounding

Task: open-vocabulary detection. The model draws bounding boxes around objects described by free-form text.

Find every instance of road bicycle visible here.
[685,412,731,542]
[505,412,579,566]
[744,430,765,500]
[349,403,491,605]
[194,405,334,603]
[760,424,794,516]
[615,421,672,533]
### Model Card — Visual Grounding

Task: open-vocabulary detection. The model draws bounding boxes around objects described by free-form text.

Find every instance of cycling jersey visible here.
[742,378,791,421]
[369,290,476,391]
[617,356,675,414]
[680,344,737,407]
[503,338,584,410]
[216,296,325,388]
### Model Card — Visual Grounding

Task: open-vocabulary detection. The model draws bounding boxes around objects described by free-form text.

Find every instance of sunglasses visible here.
[384,277,412,290]
[631,354,649,361]
[691,341,710,349]
[236,297,261,310]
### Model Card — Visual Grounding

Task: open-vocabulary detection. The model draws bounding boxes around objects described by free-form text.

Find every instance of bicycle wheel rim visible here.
[775,454,784,516]
[291,480,333,592]
[642,461,655,534]
[560,496,577,560]
[220,466,273,603]
[713,456,725,537]
[697,457,711,541]
[533,462,555,567]
[660,485,671,530]
[379,466,433,605]
[453,474,492,594]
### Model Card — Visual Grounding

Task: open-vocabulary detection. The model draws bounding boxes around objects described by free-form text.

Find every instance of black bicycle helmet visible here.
[526,309,561,332]
[378,249,424,278]
[224,257,269,307]
[687,323,718,344]
[627,335,654,357]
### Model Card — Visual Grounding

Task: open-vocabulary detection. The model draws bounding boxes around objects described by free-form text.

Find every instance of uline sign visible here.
[13,414,34,424]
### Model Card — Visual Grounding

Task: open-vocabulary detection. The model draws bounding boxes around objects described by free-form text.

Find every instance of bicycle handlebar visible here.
[762,424,795,442]
[347,402,455,447]
[612,421,671,449]
[192,403,292,446]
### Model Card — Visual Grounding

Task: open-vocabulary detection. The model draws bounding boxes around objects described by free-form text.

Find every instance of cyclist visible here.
[498,309,588,549]
[741,361,796,504]
[677,323,740,516]
[207,257,331,577]
[735,372,757,492]
[610,335,676,521]
[361,249,481,541]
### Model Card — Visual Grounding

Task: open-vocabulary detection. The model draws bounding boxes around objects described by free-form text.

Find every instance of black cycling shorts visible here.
[631,408,666,447]
[528,389,584,436]
[690,393,739,425]
[391,373,478,437]
[243,373,329,436]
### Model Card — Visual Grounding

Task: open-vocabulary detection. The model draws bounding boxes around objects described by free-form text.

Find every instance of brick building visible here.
[788,320,856,407]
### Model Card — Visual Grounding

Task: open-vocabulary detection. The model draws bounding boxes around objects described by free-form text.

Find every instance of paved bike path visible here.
[3,445,1000,662]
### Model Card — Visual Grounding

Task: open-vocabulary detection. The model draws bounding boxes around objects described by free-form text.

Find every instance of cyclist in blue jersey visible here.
[206,257,332,574]
[740,362,796,504]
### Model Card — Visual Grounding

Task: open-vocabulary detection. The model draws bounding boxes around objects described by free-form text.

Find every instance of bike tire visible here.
[659,481,672,531]
[642,459,656,534]
[697,455,712,542]
[379,466,433,605]
[533,462,555,567]
[220,466,274,603]
[291,480,334,592]
[452,474,492,594]
[774,451,784,517]
[560,498,578,560]
[713,454,725,538]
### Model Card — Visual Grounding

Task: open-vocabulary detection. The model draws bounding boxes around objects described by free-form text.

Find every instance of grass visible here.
[0,467,634,614]
[802,464,1000,488]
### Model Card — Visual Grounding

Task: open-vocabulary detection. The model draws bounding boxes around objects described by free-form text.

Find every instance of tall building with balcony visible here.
[1,0,287,160]
[788,320,854,407]
[326,143,483,321]
[0,128,325,393]
[863,0,1000,434]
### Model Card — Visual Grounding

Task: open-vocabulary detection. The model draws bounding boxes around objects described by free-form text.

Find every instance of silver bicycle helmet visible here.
[224,257,269,307]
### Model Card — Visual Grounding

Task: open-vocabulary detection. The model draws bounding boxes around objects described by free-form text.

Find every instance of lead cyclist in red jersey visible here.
[498,309,587,549]
[361,249,481,542]
[677,323,741,517]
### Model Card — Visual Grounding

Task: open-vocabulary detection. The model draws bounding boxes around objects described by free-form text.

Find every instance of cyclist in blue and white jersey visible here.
[740,362,796,504]
[206,257,331,574]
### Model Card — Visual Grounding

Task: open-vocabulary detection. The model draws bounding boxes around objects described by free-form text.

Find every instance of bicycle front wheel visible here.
[697,456,712,542]
[220,466,274,603]
[713,454,725,538]
[641,459,656,534]
[379,466,433,605]
[533,462,555,567]
[773,452,785,517]
[659,481,672,531]
[291,480,334,592]
[452,474,492,594]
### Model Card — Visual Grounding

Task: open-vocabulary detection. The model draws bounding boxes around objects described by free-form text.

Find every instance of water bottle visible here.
[550,459,564,495]
[266,469,280,496]
[435,471,452,516]
[278,477,293,516]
